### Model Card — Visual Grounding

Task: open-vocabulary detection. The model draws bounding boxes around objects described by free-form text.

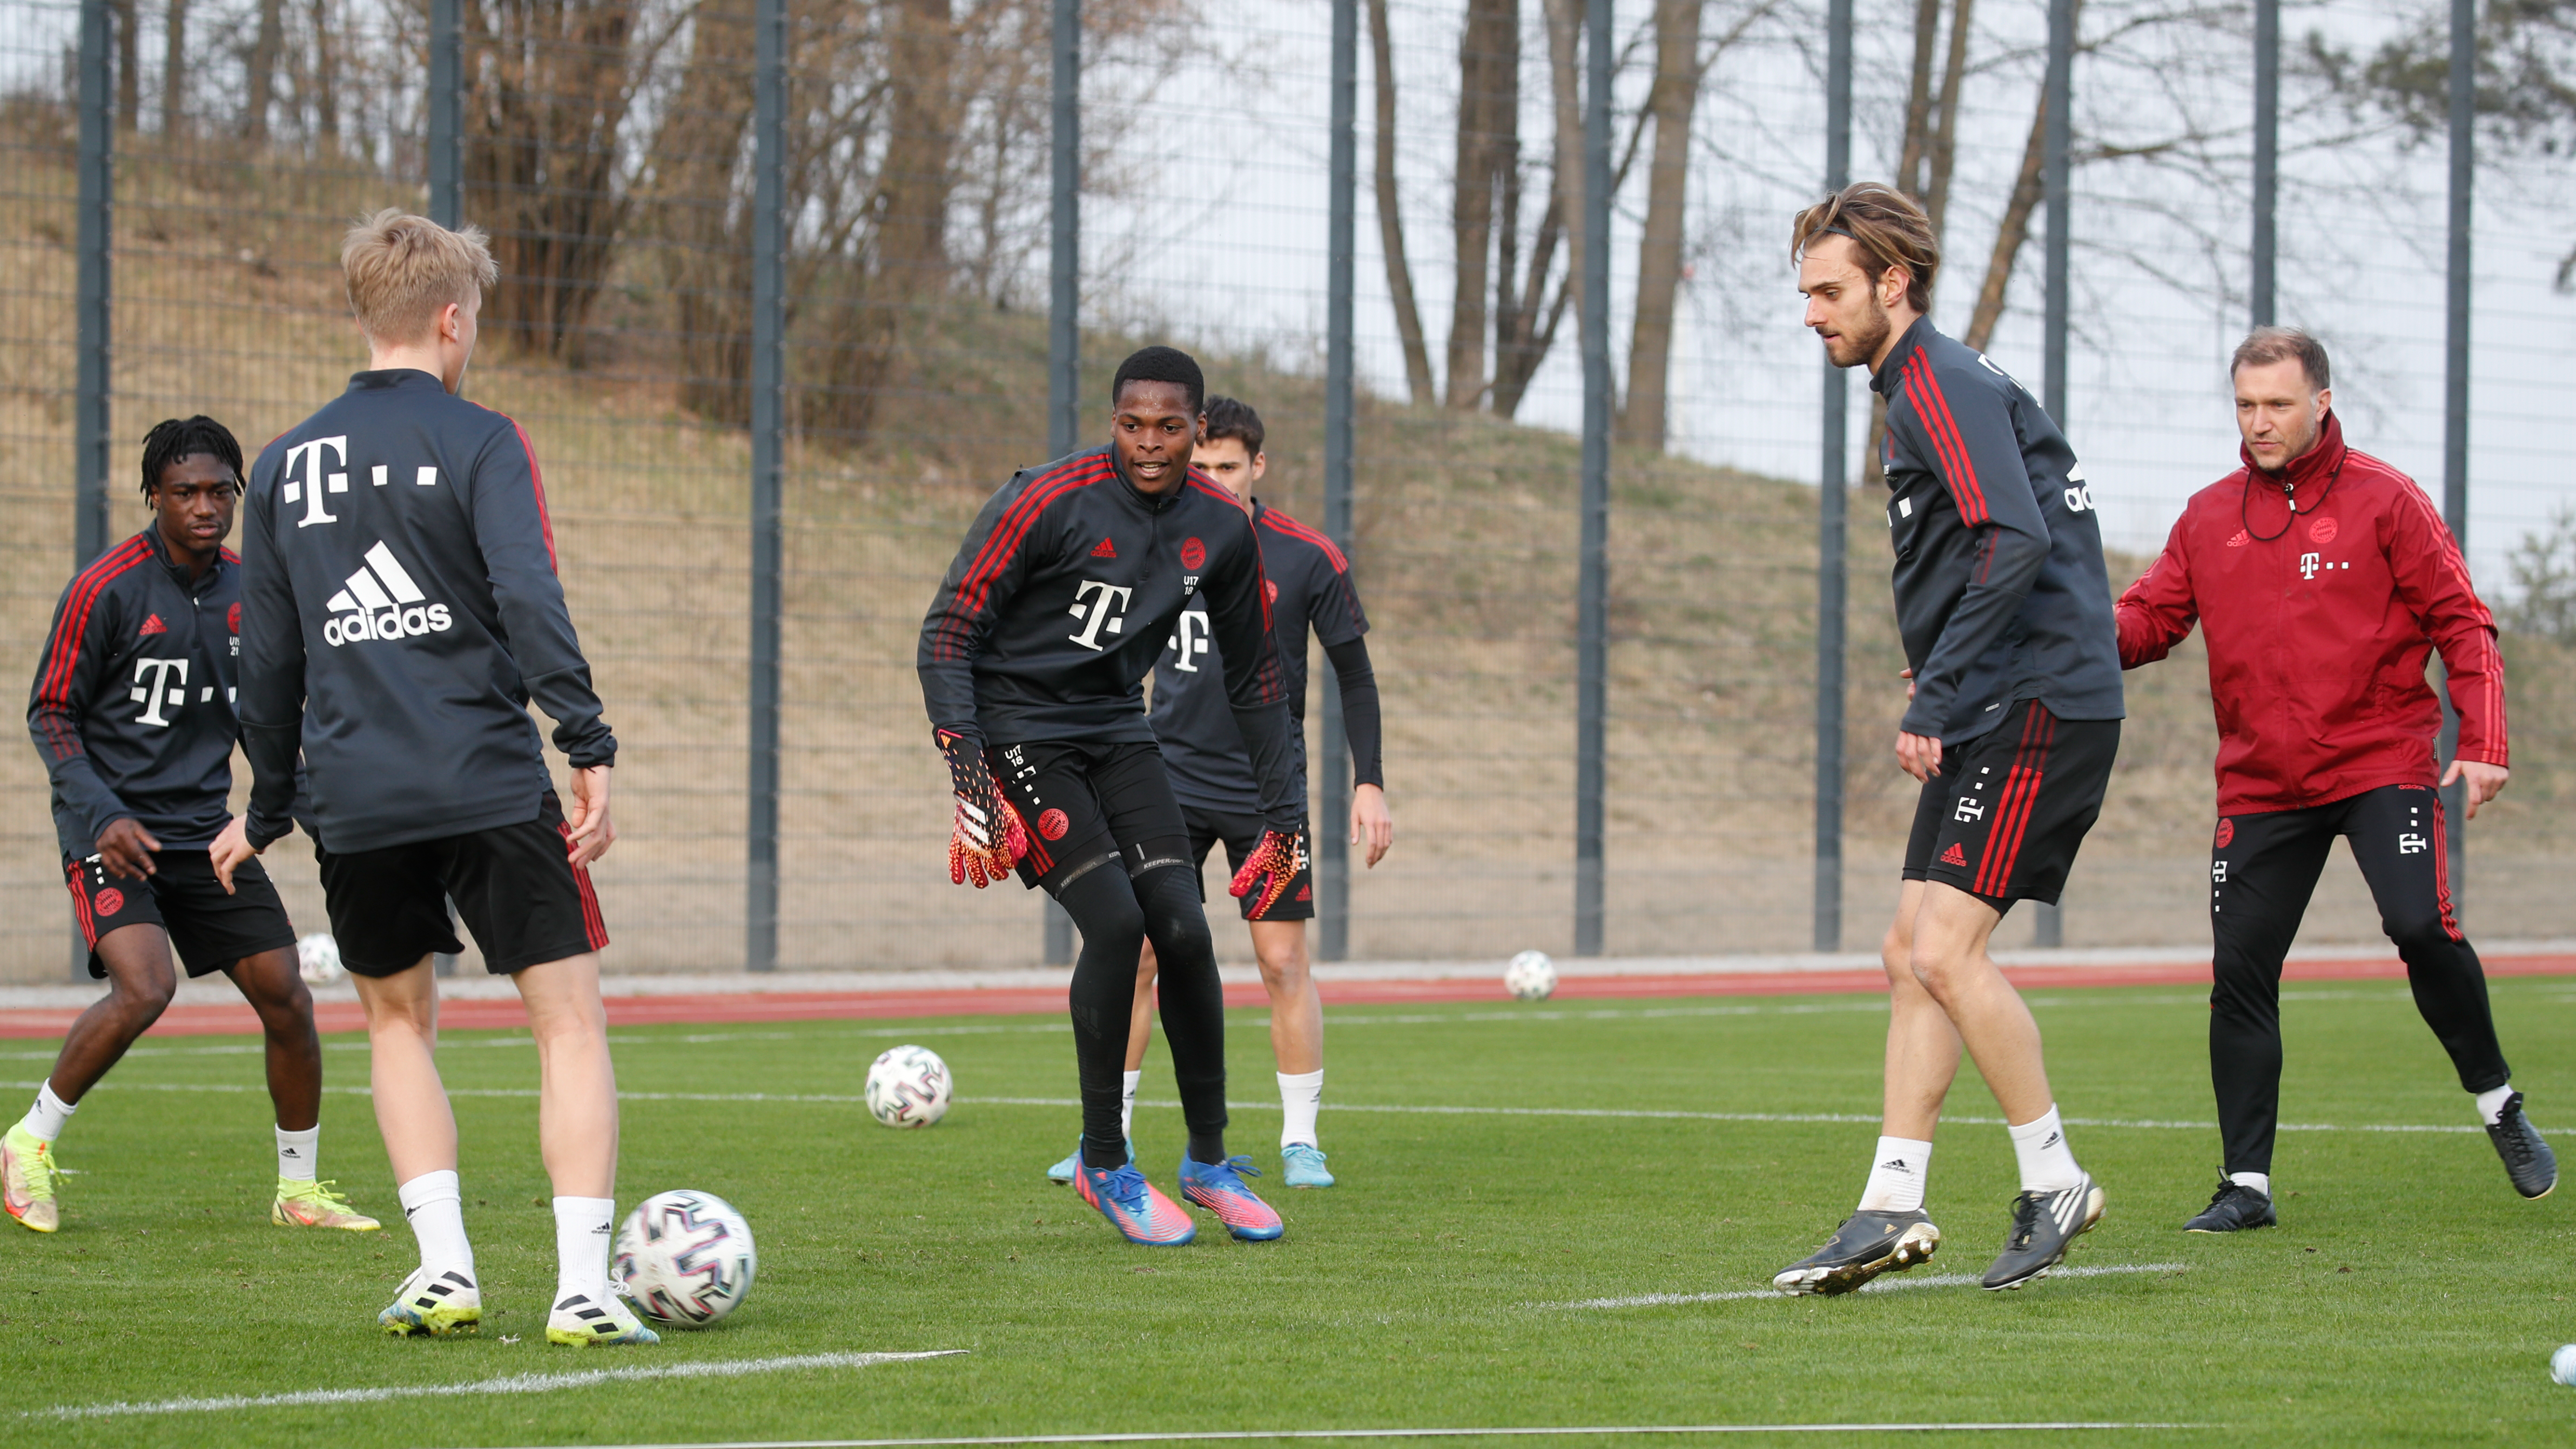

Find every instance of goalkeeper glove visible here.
[1227,826,1308,919]
[939,731,1027,888]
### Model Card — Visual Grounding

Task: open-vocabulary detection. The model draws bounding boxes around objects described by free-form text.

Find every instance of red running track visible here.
[3,954,2571,1040]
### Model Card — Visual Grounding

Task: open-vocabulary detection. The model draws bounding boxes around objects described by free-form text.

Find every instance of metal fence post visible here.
[1572,0,1612,958]
[1041,0,1080,967]
[1812,0,1852,954]
[1317,0,1358,962]
[427,0,461,227]
[744,0,786,972]
[2033,0,2074,949]
[2439,0,2473,901]
[71,0,112,981]
[2250,0,2276,327]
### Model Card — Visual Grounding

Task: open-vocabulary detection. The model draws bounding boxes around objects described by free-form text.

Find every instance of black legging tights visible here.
[1057,860,1227,1170]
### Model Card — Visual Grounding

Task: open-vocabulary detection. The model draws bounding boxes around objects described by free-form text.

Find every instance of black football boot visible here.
[2486,1092,2558,1199]
[2182,1176,2277,1232]
[1772,1209,1941,1296]
[1981,1174,2104,1290]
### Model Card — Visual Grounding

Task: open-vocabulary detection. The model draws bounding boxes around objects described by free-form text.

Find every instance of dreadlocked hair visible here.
[1110,345,1206,415]
[139,416,244,497]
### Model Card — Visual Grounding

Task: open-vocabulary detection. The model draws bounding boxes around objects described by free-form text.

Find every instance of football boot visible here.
[380,1267,482,1337]
[2486,1092,2558,1199]
[273,1178,381,1231]
[547,1292,661,1347]
[1076,1162,1195,1245]
[1280,1143,1335,1189]
[2182,1177,2275,1233]
[1047,1137,1132,1185]
[2,1125,59,1234]
[1177,1154,1284,1242]
[1772,1209,1940,1295]
[1982,1174,2105,1290]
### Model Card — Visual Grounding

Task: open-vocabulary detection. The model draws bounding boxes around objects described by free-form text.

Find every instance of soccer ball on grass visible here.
[613,1189,756,1326]
[865,1044,953,1128]
[1504,949,1557,1001]
[295,933,344,985]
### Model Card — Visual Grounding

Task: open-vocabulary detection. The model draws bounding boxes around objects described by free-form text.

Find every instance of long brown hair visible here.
[1791,183,1940,313]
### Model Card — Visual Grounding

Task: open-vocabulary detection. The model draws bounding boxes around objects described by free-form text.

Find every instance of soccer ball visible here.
[865,1044,952,1128]
[295,932,344,985]
[613,1189,756,1327]
[1504,949,1557,1001]
[2551,1343,2576,1386]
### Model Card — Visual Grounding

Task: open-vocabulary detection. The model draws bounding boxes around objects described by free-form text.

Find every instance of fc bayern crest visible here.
[95,888,124,915]
[1180,537,1206,570]
[227,602,241,632]
[2215,818,2235,849]
[1038,808,1069,840]
[2307,516,2338,546]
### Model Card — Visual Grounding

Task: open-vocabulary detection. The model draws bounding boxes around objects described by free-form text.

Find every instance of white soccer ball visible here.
[614,1189,757,1327]
[295,932,344,985]
[1504,949,1558,1001]
[865,1044,953,1128]
[2551,1344,2576,1387]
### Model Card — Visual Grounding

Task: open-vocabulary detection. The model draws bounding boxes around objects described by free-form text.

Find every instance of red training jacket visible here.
[2115,409,2506,816]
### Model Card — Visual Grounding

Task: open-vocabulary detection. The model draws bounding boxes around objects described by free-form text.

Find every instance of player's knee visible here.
[111,972,177,1022]
[2380,908,2451,951]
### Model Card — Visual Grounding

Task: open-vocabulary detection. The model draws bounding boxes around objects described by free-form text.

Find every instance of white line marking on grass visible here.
[35,1350,965,1420]
[1534,1262,2187,1310]
[541,1422,2204,1447]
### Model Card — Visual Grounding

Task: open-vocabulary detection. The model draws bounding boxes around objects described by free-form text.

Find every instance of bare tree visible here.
[1447,0,1517,409]
[112,0,138,131]
[310,0,340,147]
[1617,0,1706,449]
[160,0,187,136]
[245,0,284,141]
[1369,0,1436,406]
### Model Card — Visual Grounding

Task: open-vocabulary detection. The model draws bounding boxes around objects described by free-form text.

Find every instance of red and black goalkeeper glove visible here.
[1227,826,1308,919]
[938,731,1027,889]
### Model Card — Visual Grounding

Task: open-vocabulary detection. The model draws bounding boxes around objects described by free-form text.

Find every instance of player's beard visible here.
[1832,295,1892,369]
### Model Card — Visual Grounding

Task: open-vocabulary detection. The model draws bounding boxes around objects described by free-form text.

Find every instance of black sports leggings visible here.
[1057,860,1226,1169]
[2209,784,2508,1174]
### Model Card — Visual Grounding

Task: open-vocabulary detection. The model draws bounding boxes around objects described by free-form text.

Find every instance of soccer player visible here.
[2116,326,2552,1230]
[1041,396,1393,1190]
[1777,184,2126,1293]
[8,417,375,1237]
[920,347,1302,1246]
[210,211,649,1345]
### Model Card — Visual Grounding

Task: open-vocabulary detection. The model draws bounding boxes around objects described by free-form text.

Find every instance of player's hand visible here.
[940,731,1026,888]
[1228,827,1308,917]
[1896,730,1943,782]
[95,818,160,881]
[564,764,616,867]
[1350,783,1394,868]
[2442,758,2510,819]
[208,816,257,895]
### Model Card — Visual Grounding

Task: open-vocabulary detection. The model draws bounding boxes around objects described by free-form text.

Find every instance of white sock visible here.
[275,1125,319,1182]
[1855,1136,1934,1214]
[2228,1170,2272,1198]
[1120,1070,1140,1141]
[2007,1106,2084,1194]
[17,1082,77,1144]
[395,1170,475,1284]
[1279,1069,1324,1149]
[552,1196,615,1308]
[2477,1084,2516,1125]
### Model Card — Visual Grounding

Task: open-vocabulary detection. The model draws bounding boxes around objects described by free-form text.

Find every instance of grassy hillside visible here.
[0,125,2570,981]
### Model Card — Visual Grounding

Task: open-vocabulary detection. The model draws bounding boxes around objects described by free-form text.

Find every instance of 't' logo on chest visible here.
[1066,581,1135,651]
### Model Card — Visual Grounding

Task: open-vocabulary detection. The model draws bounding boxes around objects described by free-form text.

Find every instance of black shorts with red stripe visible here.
[63,848,296,980]
[986,737,1192,894]
[1902,699,2120,908]
[313,790,609,975]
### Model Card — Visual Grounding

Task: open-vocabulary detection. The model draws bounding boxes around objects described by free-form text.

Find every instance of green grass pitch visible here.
[6,976,2576,1447]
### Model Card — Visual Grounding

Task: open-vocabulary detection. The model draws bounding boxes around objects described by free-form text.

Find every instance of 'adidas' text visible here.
[322,543,453,648]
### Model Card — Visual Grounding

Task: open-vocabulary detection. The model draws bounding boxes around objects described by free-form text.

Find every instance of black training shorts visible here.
[1902,700,2119,909]
[987,738,1194,894]
[1181,804,1313,921]
[62,847,297,979]
[314,790,609,976]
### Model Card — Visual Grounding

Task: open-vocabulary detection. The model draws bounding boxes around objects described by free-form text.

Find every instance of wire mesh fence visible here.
[2,0,2572,982]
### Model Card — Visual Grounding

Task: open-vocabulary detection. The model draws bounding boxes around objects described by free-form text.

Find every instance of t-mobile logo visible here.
[129,657,190,727]
[281,436,350,529]
[1066,581,1134,651]
[1166,605,1212,672]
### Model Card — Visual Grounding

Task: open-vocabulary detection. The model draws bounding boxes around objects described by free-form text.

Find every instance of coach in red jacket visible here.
[2118,326,2553,1231]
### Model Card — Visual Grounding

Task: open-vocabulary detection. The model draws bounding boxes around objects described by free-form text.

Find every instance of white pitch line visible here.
[538,1423,2205,1448]
[35,1350,966,1421]
[1534,1262,2188,1310]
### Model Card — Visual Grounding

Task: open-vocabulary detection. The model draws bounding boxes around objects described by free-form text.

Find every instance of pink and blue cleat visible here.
[1178,1154,1284,1241]
[1076,1161,1196,1245]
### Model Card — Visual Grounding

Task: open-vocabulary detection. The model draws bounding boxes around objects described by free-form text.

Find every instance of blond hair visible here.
[2231,325,2331,392]
[1790,183,1940,313]
[340,208,497,346]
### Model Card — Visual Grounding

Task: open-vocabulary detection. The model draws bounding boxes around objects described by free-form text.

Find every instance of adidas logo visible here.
[1940,842,1968,866]
[321,543,453,649]
[1091,536,1118,558]
[1878,1158,1914,1172]
[2225,529,2250,548]
[138,614,167,636]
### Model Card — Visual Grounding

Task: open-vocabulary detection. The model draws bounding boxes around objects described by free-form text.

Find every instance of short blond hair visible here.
[341,208,497,346]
